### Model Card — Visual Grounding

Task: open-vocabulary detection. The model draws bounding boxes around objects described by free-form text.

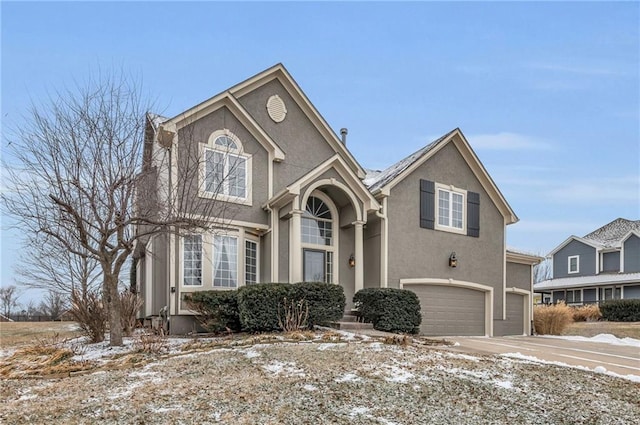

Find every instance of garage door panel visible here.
[502,293,525,336]
[410,285,485,336]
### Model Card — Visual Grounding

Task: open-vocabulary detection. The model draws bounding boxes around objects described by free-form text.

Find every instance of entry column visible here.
[354,221,365,293]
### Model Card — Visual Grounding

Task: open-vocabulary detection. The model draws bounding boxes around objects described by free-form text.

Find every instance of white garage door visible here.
[409,285,485,336]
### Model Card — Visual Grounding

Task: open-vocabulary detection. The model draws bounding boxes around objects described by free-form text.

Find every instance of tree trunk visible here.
[104,272,123,346]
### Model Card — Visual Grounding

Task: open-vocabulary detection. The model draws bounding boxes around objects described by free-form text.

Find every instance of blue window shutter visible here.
[420,179,435,229]
[467,191,480,237]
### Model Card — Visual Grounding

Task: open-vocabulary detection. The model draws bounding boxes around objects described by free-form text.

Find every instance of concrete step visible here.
[331,321,374,330]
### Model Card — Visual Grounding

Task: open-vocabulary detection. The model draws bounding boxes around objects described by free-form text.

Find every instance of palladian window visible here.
[301,195,335,283]
[202,131,250,203]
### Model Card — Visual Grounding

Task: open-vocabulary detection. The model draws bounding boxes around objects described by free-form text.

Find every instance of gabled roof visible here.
[264,154,380,219]
[583,218,640,248]
[160,63,364,178]
[365,128,518,224]
[547,235,603,257]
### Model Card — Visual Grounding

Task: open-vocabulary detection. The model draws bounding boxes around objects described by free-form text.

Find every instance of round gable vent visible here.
[266,95,287,123]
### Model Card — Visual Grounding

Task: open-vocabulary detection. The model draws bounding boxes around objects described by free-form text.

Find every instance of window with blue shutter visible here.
[420,179,435,229]
[467,191,480,237]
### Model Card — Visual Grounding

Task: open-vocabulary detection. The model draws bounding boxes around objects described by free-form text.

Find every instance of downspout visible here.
[374,196,388,288]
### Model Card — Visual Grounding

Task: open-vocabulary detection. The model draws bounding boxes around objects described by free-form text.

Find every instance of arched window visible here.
[203,131,249,201]
[301,194,336,283]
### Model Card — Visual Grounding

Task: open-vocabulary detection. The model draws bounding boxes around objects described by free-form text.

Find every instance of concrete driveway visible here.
[444,335,640,377]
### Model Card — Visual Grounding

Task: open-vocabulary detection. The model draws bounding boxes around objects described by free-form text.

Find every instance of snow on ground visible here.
[541,333,640,347]
[501,352,640,383]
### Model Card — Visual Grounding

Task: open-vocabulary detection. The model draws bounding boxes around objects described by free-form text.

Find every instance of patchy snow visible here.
[316,342,347,351]
[243,348,261,358]
[349,406,370,417]
[384,365,414,383]
[444,352,481,362]
[262,361,305,377]
[501,352,640,383]
[541,333,640,347]
[494,380,514,390]
[303,384,317,391]
[335,372,361,383]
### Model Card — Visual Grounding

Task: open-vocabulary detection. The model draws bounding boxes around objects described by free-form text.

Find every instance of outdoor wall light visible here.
[449,252,458,268]
[348,254,355,268]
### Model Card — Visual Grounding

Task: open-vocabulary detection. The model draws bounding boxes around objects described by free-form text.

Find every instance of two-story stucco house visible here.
[535,218,640,304]
[134,64,541,336]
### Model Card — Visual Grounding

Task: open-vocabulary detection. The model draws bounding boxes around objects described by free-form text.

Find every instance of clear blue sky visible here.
[2,1,639,303]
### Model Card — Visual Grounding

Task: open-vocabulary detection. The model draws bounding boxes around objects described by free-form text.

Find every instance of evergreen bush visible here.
[600,299,640,322]
[353,288,421,334]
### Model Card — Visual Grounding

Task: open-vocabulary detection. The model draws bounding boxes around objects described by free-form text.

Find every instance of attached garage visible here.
[401,279,493,337]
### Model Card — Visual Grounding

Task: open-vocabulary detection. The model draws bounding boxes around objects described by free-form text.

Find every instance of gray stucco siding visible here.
[386,142,505,319]
[177,106,270,226]
[553,240,597,278]
[237,79,336,192]
[363,216,382,288]
[152,234,169,315]
[624,235,640,272]
[260,233,271,283]
[506,262,532,291]
[602,252,620,273]
[278,215,290,282]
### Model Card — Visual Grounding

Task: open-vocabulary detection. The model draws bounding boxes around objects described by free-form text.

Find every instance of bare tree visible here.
[534,258,552,283]
[0,285,21,317]
[2,72,236,345]
[15,233,101,300]
[39,290,69,319]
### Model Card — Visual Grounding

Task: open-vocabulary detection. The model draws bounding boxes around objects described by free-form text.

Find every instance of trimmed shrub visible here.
[237,283,294,332]
[184,290,241,333]
[353,288,421,334]
[571,304,602,322]
[600,299,640,322]
[533,302,573,335]
[293,282,345,327]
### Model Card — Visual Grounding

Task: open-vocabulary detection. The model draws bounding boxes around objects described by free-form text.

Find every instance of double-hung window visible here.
[436,185,465,233]
[568,255,579,274]
[213,235,238,288]
[202,132,250,203]
[245,240,258,285]
[183,235,203,286]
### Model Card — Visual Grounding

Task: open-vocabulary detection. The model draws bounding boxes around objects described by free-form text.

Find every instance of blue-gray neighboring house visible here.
[535,218,640,304]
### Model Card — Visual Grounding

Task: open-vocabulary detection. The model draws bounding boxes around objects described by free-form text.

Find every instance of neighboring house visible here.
[134,64,541,336]
[534,218,640,304]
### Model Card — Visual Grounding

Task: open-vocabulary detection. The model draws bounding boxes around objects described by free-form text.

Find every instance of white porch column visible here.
[290,209,303,282]
[354,221,365,293]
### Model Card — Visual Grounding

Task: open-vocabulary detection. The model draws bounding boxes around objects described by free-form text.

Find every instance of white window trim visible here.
[434,182,467,235]
[182,234,204,288]
[212,234,240,289]
[244,237,260,285]
[199,129,252,206]
[568,255,580,274]
[300,191,339,284]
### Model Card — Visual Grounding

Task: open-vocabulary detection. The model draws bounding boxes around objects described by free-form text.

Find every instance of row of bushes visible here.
[184,282,345,333]
[185,284,422,334]
[534,300,640,335]
[600,299,640,322]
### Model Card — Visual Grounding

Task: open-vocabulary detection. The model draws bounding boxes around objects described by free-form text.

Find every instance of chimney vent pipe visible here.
[340,128,348,145]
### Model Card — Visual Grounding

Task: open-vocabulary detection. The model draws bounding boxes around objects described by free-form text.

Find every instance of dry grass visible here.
[562,321,640,339]
[534,302,574,335]
[0,322,82,349]
[0,333,93,378]
[571,304,602,322]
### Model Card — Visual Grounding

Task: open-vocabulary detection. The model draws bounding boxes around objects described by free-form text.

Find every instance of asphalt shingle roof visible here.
[582,218,640,248]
